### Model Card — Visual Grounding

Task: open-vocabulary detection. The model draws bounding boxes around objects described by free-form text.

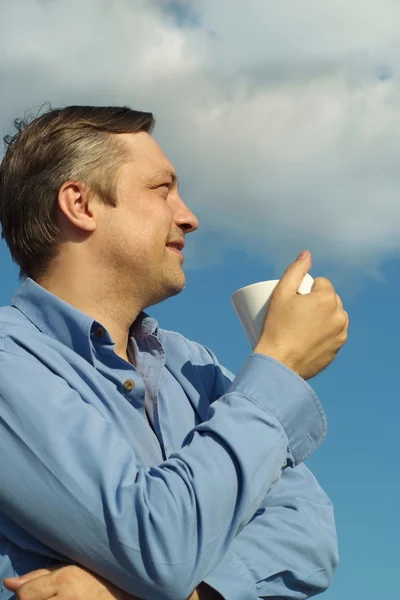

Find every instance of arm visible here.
[0,351,324,600]
[4,567,220,600]
[4,566,137,600]
[192,347,338,599]
[204,464,338,599]
[5,466,337,600]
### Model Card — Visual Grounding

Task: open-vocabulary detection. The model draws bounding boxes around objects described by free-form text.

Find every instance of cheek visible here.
[104,199,172,253]
[144,201,174,237]
[98,212,140,256]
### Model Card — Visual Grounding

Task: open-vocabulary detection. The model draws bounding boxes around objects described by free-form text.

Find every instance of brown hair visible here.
[0,105,155,280]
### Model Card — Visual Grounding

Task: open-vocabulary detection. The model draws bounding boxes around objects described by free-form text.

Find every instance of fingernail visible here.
[297,250,308,260]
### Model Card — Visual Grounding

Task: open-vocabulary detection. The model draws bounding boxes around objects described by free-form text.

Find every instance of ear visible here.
[58,181,97,233]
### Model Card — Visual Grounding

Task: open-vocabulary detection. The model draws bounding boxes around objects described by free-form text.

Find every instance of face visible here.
[94,132,199,309]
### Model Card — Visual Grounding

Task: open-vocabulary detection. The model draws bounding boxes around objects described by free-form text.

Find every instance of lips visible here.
[166,240,185,251]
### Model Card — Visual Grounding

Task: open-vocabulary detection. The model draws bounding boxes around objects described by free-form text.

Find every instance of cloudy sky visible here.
[2,0,400,276]
[1,4,399,600]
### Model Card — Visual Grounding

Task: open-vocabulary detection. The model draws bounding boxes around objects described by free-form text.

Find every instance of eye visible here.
[155,183,171,197]
[148,181,173,196]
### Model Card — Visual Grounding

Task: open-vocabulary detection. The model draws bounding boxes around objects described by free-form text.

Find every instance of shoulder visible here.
[0,305,39,353]
[0,304,31,327]
[0,306,67,373]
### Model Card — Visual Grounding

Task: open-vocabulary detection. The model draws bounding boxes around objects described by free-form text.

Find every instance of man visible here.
[0,106,348,600]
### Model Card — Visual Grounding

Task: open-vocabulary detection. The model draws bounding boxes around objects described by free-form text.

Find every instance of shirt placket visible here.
[92,324,163,462]
[135,332,167,459]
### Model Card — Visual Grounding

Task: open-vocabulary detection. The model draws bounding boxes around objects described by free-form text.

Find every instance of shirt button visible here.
[123,379,135,391]
[96,326,105,338]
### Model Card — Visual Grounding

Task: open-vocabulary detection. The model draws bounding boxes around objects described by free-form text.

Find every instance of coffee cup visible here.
[231,273,314,349]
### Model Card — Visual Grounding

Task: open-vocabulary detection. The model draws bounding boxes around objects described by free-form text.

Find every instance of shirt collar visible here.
[11,278,159,364]
[130,311,159,338]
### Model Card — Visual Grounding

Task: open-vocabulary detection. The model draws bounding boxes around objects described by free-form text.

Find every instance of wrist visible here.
[253,343,302,378]
[254,343,288,365]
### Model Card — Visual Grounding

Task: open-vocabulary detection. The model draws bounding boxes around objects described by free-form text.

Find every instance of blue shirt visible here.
[0,278,338,600]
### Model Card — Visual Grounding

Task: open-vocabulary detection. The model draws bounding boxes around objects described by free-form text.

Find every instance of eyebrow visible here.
[148,170,179,188]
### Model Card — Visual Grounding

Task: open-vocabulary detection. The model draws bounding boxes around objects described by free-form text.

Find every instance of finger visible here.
[11,574,58,600]
[311,276,336,295]
[336,312,349,344]
[3,578,21,592]
[276,250,312,298]
[336,294,343,309]
[4,569,56,590]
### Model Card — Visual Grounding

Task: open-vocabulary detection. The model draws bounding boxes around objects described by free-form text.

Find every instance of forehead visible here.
[118,132,176,182]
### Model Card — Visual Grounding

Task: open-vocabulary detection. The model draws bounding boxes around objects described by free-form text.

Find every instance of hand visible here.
[3,564,137,600]
[3,565,219,600]
[254,251,349,380]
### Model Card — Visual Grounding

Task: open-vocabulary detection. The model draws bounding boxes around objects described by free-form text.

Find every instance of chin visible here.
[168,273,186,296]
[149,272,186,308]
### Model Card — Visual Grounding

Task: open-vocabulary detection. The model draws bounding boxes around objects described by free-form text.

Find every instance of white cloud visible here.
[1,0,400,274]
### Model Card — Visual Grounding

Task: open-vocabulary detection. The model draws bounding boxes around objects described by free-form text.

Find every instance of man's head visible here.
[0,105,199,308]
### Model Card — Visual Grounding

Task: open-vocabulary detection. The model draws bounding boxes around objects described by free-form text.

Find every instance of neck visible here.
[37,262,144,362]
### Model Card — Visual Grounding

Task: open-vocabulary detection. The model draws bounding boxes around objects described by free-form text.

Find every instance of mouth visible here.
[166,240,185,255]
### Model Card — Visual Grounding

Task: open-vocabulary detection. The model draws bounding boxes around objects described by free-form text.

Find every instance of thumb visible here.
[276,250,312,298]
[4,568,55,591]
[3,578,23,591]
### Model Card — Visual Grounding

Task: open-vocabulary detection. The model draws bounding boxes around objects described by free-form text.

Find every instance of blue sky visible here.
[1,1,400,598]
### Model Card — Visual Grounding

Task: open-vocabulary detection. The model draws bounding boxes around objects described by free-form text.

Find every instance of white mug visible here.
[231,273,314,349]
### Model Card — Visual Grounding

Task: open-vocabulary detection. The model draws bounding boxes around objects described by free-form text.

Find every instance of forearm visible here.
[12,464,335,600]
[1,354,325,599]
[204,464,338,600]
[4,566,221,600]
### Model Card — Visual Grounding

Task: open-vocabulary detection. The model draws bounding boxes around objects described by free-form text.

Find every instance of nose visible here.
[173,195,199,234]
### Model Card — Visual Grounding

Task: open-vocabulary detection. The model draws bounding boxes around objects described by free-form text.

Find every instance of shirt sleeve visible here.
[195,345,338,599]
[204,464,339,600]
[0,346,325,600]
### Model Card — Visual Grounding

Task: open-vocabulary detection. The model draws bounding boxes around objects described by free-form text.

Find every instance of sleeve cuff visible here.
[228,353,327,465]
[203,550,258,600]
